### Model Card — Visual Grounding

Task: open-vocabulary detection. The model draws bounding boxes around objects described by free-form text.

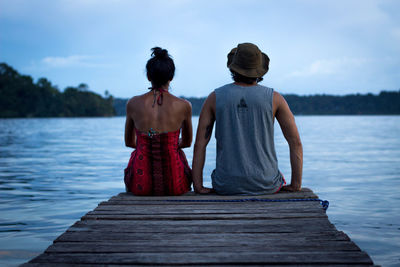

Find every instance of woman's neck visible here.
[161,84,169,91]
[151,82,170,91]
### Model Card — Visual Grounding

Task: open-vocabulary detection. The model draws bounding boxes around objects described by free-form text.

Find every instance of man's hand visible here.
[281,184,301,192]
[194,186,214,194]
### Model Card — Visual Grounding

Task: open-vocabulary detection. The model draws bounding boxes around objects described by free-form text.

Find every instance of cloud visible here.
[2,0,400,96]
[288,57,370,77]
[41,55,108,68]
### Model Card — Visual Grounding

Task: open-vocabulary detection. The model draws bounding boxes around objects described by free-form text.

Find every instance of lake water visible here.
[0,116,399,266]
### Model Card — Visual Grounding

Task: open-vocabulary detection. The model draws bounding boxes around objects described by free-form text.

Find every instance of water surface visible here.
[0,116,399,266]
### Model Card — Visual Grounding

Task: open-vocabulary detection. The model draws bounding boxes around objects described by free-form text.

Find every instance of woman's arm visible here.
[179,100,193,148]
[124,101,136,149]
[192,92,216,194]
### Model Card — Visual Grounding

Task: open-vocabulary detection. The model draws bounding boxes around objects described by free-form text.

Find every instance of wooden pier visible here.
[23,188,376,266]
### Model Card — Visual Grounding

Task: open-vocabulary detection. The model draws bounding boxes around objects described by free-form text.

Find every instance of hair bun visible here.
[151,47,169,59]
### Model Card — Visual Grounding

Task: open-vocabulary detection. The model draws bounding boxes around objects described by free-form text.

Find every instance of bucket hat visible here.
[227,43,270,78]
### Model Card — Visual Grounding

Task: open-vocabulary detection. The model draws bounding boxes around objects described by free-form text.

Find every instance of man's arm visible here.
[179,100,193,148]
[274,91,303,191]
[192,92,216,194]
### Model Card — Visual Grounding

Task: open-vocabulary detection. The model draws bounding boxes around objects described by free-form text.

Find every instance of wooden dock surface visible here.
[23,188,376,266]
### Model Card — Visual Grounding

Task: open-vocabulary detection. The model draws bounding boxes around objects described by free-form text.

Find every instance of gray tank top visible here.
[211,83,284,195]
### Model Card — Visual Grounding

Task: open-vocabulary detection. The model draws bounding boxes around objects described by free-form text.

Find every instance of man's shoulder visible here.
[214,83,235,92]
[255,84,274,91]
[214,83,274,96]
[215,83,274,90]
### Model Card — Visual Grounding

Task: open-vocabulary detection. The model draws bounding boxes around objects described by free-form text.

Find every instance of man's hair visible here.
[230,70,263,84]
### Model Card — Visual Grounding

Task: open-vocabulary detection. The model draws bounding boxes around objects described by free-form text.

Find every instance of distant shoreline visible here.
[114,91,400,116]
[2,114,400,120]
[2,62,399,118]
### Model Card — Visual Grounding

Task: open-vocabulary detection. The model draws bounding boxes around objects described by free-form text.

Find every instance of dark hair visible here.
[230,70,263,84]
[146,47,175,88]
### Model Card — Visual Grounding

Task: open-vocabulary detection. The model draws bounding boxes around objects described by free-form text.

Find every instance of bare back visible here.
[125,90,193,149]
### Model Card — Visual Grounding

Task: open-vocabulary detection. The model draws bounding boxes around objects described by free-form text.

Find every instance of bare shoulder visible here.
[208,91,216,101]
[181,98,192,114]
[273,90,290,107]
[181,98,192,110]
[204,91,216,106]
[126,96,137,109]
[201,91,216,115]
[170,95,192,112]
[273,90,291,117]
[126,93,146,112]
[273,90,285,103]
[127,94,142,104]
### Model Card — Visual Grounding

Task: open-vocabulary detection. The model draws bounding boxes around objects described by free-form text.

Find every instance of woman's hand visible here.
[195,186,214,194]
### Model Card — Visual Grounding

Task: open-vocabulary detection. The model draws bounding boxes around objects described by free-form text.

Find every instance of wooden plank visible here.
[92,204,325,212]
[67,223,335,233]
[66,225,335,235]
[22,264,380,267]
[22,264,379,267]
[86,210,325,216]
[65,230,349,243]
[109,190,318,202]
[92,204,324,213]
[23,188,375,266]
[86,210,328,219]
[45,240,361,253]
[55,230,345,243]
[65,222,336,234]
[29,251,373,265]
[71,217,332,226]
[67,226,345,241]
[66,218,337,234]
[81,212,327,220]
[99,201,318,207]
[94,201,323,210]
[55,233,349,245]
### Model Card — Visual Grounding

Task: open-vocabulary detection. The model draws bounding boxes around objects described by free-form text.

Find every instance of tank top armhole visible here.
[265,86,274,115]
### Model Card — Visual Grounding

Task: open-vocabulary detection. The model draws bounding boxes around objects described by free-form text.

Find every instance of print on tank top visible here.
[237,98,248,113]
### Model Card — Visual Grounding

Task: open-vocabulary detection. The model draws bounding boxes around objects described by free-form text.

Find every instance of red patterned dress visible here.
[124,128,192,196]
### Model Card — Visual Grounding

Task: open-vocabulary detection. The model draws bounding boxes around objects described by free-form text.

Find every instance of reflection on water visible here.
[0,116,399,266]
[0,118,128,267]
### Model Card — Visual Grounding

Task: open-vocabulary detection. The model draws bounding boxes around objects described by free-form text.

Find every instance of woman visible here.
[124,47,193,196]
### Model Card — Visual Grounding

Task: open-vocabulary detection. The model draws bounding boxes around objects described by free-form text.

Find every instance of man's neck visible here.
[234,81,257,87]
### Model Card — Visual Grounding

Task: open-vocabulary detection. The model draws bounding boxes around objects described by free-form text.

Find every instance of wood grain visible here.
[23,188,375,266]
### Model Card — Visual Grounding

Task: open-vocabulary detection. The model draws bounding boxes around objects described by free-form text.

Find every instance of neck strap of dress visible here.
[149,87,168,107]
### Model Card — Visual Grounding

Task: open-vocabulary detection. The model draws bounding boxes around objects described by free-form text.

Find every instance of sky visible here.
[1,0,399,98]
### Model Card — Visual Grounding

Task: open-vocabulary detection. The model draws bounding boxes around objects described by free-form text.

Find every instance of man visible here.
[192,43,303,194]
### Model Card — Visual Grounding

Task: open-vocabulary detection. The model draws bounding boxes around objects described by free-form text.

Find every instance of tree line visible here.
[1,62,399,118]
[113,90,400,116]
[283,92,400,115]
[0,63,115,118]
